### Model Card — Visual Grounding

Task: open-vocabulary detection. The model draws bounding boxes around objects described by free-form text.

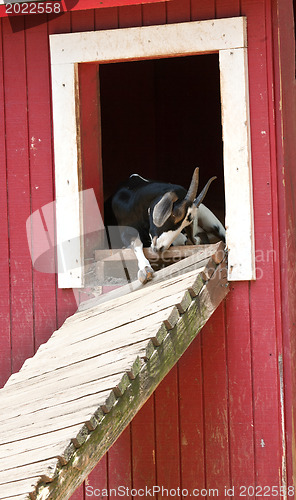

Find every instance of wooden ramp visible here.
[0,243,228,500]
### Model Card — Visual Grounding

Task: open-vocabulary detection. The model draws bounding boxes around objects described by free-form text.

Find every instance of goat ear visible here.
[153,192,178,227]
[194,176,217,207]
[172,199,187,223]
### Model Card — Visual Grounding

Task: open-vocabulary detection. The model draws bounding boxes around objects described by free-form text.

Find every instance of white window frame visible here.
[50,16,255,288]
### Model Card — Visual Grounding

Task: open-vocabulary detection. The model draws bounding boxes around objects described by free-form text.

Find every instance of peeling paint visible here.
[30,136,37,151]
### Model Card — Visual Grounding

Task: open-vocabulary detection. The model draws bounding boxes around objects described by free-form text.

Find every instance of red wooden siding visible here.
[0,0,295,498]
[25,15,58,351]
[0,15,11,387]
[243,0,283,488]
[270,0,296,490]
[2,17,34,375]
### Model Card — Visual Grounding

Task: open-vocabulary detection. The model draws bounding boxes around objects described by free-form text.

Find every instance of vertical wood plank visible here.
[264,0,288,489]
[225,283,255,489]
[178,336,206,494]
[86,455,108,497]
[190,0,215,21]
[241,0,283,488]
[48,11,72,35]
[269,0,296,489]
[68,484,84,500]
[108,426,133,499]
[73,0,105,261]
[166,0,190,23]
[78,63,104,259]
[95,7,119,30]
[131,395,157,500]
[78,64,103,212]
[215,0,240,18]
[154,366,181,492]
[142,2,166,25]
[71,8,95,31]
[25,15,57,351]
[0,19,11,388]
[118,5,142,27]
[2,17,34,374]
[202,304,231,494]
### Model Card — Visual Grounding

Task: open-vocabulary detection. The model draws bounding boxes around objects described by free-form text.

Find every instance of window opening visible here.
[49,17,255,287]
[100,55,224,225]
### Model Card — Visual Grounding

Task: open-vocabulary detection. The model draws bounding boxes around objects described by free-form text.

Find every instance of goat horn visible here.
[153,191,178,227]
[172,168,199,223]
[194,176,217,207]
[185,167,199,203]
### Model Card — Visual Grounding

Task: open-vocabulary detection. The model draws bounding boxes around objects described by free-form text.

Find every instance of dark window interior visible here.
[99,54,225,223]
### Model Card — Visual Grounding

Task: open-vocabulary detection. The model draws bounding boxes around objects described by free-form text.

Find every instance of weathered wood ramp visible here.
[0,242,228,500]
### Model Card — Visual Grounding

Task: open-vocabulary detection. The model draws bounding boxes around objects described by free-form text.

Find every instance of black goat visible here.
[105,168,225,283]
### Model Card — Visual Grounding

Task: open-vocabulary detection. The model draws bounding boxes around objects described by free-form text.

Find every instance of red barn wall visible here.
[271,0,296,488]
[0,0,295,498]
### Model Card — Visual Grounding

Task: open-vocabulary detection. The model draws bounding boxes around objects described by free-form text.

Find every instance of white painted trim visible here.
[219,48,255,280]
[50,16,255,286]
[51,63,84,288]
[50,18,247,65]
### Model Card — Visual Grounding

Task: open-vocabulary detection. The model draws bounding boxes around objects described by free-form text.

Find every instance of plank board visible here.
[178,331,205,492]
[0,458,60,485]
[241,0,283,489]
[131,395,157,499]
[2,17,34,376]
[154,366,181,491]
[108,426,133,500]
[0,434,78,469]
[4,302,181,388]
[0,19,11,387]
[269,0,296,490]
[0,248,228,500]
[202,302,231,491]
[25,15,58,352]
[0,391,114,445]
[226,282,255,488]
[0,478,41,499]
[2,343,159,410]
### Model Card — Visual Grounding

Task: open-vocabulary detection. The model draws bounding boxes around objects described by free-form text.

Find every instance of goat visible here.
[105,168,225,284]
